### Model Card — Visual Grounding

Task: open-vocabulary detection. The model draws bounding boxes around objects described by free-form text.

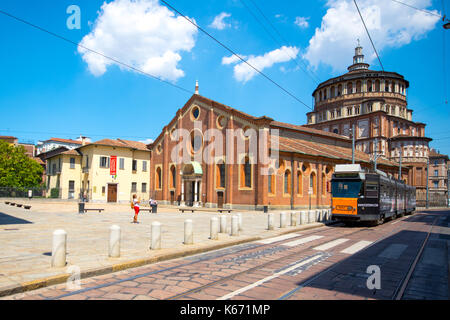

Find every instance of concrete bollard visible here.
[51,229,67,268]
[300,211,307,225]
[237,213,243,231]
[280,212,287,228]
[328,209,332,221]
[231,215,239,236]
[151,222,161,250]
[109,225,121,258]
[210,217,219,240]
[184,219,193,245]
[317,210,323,222]
[220,215,227,233]
[291,212,297,226]
[308,210,316,224]
[267,213,274,230]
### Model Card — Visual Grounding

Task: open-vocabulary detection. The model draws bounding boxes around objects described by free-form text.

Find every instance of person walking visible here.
[132,194,140,223]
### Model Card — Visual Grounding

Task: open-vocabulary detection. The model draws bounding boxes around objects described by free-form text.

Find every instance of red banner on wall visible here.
[110,156,117,176]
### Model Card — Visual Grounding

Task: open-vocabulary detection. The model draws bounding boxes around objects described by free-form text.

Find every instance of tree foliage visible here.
[0,140,44,188]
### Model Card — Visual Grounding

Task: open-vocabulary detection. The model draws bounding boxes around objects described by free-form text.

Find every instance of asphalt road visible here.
[4,209,449,300]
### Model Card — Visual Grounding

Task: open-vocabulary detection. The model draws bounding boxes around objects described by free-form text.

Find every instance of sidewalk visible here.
[0,202,329,297]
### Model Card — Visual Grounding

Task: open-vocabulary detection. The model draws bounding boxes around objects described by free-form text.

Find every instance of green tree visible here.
[0,140,44,188]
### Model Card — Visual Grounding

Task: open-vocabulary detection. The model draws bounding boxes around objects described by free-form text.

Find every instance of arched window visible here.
[284,169,291,194]
[170,165,176,189]
[310,172,316,196]
[347,82,353,94]
[240,156,252,188]
[268,168,275,194]
[375,80,380,92]
[156,167,162,190]
[216,162,226,188]
[322,173,327,195]
[297,171,302,196]
[356,81,362,93]
[330,86,335,98]
[337,84,342,96]
[367,80,372,92]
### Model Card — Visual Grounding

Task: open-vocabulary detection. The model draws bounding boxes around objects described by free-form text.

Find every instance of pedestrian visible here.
[132,194,140,223]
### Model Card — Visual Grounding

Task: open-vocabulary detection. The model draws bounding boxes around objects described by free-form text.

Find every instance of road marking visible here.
[282,235,324,247]
[340,240,373,254]
[217,254,325,300]
[378,243,408,259]
[256,233,301,244]
[313,238,349,251]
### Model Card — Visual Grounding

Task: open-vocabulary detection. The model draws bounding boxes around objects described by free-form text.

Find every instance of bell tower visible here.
[348,40,370,72]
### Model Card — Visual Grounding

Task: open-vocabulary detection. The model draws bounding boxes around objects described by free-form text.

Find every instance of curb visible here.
[0,221,334,298]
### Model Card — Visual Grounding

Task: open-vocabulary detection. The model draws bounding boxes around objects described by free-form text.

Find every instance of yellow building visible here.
[45,139,150,203]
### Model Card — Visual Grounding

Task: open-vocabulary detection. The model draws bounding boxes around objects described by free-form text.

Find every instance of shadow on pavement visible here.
[0,212,32,225]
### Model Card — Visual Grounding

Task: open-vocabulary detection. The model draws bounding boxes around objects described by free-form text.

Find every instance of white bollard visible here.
[291,212,297,226]
[308,210,315,224]
[231,215,239,236]
[328,209,332,221]
[51,229,67,268]
[109,225,121,258]
[317,210,323,222]
[220,215,227,233]
[300,211,307,225]
[210,217,219,240]
[151,222,161,250]
[268,213,274,230]
[184,219,193,245]
[237,213,243,231]
[280,212,287,228]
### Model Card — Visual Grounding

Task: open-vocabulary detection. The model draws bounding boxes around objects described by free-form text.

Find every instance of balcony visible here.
[82,166,90,173]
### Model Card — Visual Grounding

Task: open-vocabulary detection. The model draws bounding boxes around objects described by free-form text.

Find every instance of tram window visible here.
[365,184,378,198]
[331,180,362,198]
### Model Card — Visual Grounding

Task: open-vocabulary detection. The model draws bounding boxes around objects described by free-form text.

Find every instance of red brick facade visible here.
[148,94,404,210]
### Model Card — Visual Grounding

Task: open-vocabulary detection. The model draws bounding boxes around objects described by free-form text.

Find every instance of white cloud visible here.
[295,16,310,28]
[223,46,299,83]
[221,54,247,65]
[210,12,232,30]
[78,0,198,82]
[304,0,440,72]
[139,138,154,145]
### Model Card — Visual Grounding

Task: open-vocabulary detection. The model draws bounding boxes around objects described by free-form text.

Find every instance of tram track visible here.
[277,211,431,300]
[44,212,416,300]
[47,222,364,300]
[166,225,388,300]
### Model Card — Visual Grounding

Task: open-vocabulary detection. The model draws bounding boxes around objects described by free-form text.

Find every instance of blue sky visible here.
[0,0,449,154]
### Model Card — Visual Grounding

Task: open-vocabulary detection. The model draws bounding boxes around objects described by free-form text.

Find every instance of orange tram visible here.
[331,164,416,226]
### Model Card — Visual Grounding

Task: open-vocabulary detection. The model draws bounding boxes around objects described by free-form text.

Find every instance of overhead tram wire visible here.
[158,0,313,111]
[442,0,448,105]
[0,9,194,96]
[239,0,321,85]
[247,0,322,84]
[390,0,442,18]
[353,0,385,72]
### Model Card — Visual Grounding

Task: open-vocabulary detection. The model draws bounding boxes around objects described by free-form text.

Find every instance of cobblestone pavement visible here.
[0,201,326,290]
[3,209,449,300]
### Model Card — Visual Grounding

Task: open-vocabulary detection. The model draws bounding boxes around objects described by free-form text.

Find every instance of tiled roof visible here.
[117,139,149,151]
[61,149,80,156]
[271,121,349,140]
[85,139,149,152]
[0,136,17,139]
[47,138,83,145]
[275,136,398,167]
[429,149,449,159]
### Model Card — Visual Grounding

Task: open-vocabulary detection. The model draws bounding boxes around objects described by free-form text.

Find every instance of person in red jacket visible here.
[132,194,140,223]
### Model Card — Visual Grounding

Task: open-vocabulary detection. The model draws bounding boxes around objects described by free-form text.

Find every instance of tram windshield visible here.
[331,180,363,198]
